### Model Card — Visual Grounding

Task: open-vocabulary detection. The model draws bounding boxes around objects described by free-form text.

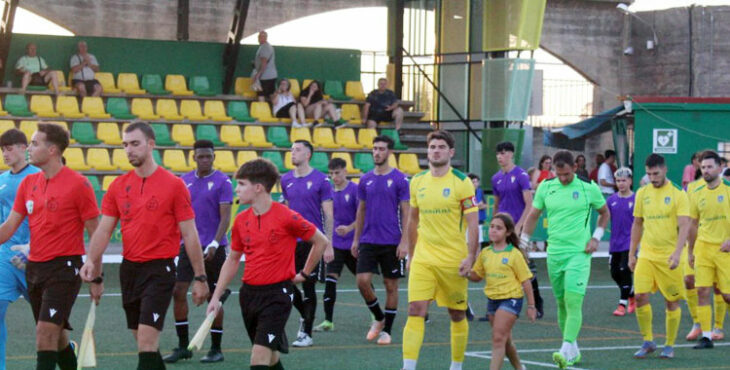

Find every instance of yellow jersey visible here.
[686,178,706,194]
[472,244,533,300]
[634,180,689,262]
[409,168,477,267]
[689,179,730,245]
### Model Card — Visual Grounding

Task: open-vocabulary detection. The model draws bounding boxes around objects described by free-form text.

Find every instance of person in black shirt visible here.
[363,78,404,132]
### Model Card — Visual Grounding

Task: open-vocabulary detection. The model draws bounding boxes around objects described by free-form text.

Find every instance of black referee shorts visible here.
[240,281,293,353]
[26,255,83,330]
[120,258,176,331]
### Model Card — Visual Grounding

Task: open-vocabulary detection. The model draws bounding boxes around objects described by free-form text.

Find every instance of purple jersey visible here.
[181,170,234,246]
[606,193,635,252]
[281,169,333,232]
[491,166,531,224]
[332,181,358,250]
[358,169,410,245]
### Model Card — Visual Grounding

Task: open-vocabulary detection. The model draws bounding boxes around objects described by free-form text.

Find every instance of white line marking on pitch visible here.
[465,351,587,369]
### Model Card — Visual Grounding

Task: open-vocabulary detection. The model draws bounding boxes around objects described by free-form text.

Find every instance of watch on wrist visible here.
[194,275,208,283]
[91,274,104,284]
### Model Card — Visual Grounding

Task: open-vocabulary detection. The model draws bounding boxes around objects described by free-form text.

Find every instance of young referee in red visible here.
[0,123,100,370]
[207,158,328,370]
[80,122,209,370]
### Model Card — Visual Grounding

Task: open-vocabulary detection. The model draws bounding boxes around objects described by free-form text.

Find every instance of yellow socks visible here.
[450,318,469,363]
[698,304,712,334]
[665,307,681,346]
[714,294,727,329]
[686,288,698,324]
[636,304,653,342]
[403,316,425,363]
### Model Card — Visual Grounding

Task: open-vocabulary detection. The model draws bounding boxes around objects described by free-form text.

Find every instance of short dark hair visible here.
[552,151,575,168]
[193,139,214,151]
[328,158,347,170]
[235,158,279,193]
[701,150,722,166]
[467,173,480,181]
[294,140,313,155]
[37,123,70,153]
[124,122,156,141]
[0,129,28,147]
[426,130,455,149]
[645,153,665,168]
[495,141,515,153]
[604,150,616,159]
[373,135,394,150]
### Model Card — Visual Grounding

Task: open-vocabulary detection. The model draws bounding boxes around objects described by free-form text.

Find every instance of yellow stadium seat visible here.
[19,121,38,140]
[64,148,90,171]
[250,102,278,123]
[0,158,7,170]
[165,75,194,96]
[290,127,311,143]
[284,152,295,170]
[163,150,193,172]
[351,177,360,184]
[331,152,360,174]
[335,128,362,149]
[29,95,60,118]
[171,124,195,146]
[156,99,184,120]
[130,99,160,120]
[0,99,8,116]
[345,81,366,100]
[214,150,238,173]
[289,79,301,99]
[46,121,74,144]
[102,175,118,191]
[388,153,398,169]
[302,79,314,90]
[204,100,232,121]
[234,77,258,99]
[81,97,111,119]
[112,149,134,171]
[56,96,85,118]
[180,100,209,121]
[341,104,362,125]
[220,125,248,147]
[0,120,15,135]
[96,72,121,93]
[117,73,146,94]
[97,122,122,145]
[312,127,340,149]
[243,126,273,147]
[87,148,116,171]
[237,150,258,165]
[53,71,72,92]
[399,153,421,175]
[358,128,377,149]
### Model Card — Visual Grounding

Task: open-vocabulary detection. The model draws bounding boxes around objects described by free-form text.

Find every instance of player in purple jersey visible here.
[313,158,360,333]
[163,140,233,364]
[607,167,636,317]
[351,135,410,345]
[280,140,334,347]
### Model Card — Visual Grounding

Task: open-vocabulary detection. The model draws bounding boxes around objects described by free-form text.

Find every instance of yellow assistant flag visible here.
[77,300,97,369]
[188,289,231,352]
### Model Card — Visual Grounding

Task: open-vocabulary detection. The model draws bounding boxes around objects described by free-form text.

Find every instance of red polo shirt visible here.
[231,202,316,285]
[12,166,99,262]
[102,166,194,262]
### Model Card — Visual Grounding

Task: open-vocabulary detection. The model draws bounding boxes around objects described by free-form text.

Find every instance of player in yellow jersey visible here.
[684,176,705,340]
[629,154,690,359]
[401,130,479,370]
[687,151,730,349]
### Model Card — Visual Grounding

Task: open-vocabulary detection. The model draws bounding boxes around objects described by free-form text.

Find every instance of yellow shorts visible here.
[694,240,730,293]
[682,247,694,276]
[408,261,468,310]
[634,258,684,301]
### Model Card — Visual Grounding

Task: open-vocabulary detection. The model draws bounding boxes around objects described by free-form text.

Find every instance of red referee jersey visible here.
[12,166,100,262]
[231,202,316,285]
[102,166,194,262]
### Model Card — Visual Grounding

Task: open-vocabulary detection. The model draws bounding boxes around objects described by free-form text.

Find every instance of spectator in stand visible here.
[15,43,59,93]
[681,152,702,189]
[69,41,102,97]
[298,80,342,128]
[576,154,589,179]
[531,155,555,189]
[363,78,404,133]
[253,31,277,102]
[598,150,617,196]
[589,154,605,182]
[272,79,306,128]
[526,167,537,190]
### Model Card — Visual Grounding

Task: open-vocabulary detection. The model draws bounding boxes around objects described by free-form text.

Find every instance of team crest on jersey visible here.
[719,195,724,203]
[443,188,451,197]
[387,179,393,187]
[572,191,579,200]
[629,202,633,208]
[664,196,671,204]
[306,181,312,190]
[511,176,515,183]
[502,257,509,264]
[345,194,350,202]
[208,181,214,190]
[25,200,34,214]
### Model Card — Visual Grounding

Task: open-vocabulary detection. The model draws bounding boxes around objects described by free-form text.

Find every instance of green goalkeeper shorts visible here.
[546,252,592,297]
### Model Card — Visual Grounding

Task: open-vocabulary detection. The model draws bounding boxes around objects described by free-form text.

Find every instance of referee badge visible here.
[502,257,509,264]
[25,200,34,215]
[443,188,451,197]
[572,191,579,200]
[664,196,671,204]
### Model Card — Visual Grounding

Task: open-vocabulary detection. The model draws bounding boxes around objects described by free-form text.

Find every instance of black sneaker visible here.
[466,303,475,321]
[424,314,431,324]
[200,349,224,363]
[693,337,714,349]
[163,347,193,363]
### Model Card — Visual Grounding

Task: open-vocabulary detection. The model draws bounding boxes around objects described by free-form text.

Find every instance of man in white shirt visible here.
[69,41,101,97]
[597,150,617,195]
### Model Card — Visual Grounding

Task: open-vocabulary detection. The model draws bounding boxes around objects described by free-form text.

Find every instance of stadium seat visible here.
[65,148,90,171]
[180,100,210,121]
[399,153,421,175]
[189,76,216,96]
[237,151,257,166]
[166,75,195,96]
[107,97,137,119]
[95,72,121,93]
[267,126,292,148]
[153,149,163,165]
[80,97,111,119]
[131,99,160,120]
[0,121,15,136]
[29,95,60,117]
[354,152,375,173]
[290,127,312,143]
[340,104,362,125]
[19,121,38,139]
[0,99,8,116]
[284,152,295,171]
[87,148,116,171]
[302,79,314,90]
[289,79,301,99]
[151,123,176,146]
[243,126,273,147]
[102,175,118,191]
[53,71,72,92]
[214,150,238,172]
[4,95,33,117]
[227,101,255,122]
[331,152,360,174]
[56,96,85,118]
[141,74,170,95]
[335,128,362,149]
[171,124,195,146]
[220,125,248,147]
[72,122,101,144]
[86,175,101,192]
[345,81,367,100]
[112,149,134,171]
[388,153,398,169]
[310,152,330,173]
[163,150,193,172]
[204,101,232,121]
[312,127,340,149]
[97,122,122,145]
[351,177,360,184]
[262,151,287,173]
[250,102,278,123]
[381,129,408,150]
[325,80,348,100]
[117,73,146,94]
[195,125,224,147]
[156,99,184,120]
[234,77,257,98]
[357,128,377,149]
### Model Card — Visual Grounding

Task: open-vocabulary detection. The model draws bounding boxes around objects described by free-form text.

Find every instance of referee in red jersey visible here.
[80,122,209,370]
[207,158,328,370]
[0,123,100,370]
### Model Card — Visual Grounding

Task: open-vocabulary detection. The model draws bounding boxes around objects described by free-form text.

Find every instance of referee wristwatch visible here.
[91,273,104,284]
[194,275,208,283]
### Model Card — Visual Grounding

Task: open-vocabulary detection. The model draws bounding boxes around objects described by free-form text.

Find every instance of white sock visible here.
[403,359,417,370]
[572,341,580,357]
[449,361,463,370]
[619,299,628,306]
[703,331,713,339]
[560,341,572,355]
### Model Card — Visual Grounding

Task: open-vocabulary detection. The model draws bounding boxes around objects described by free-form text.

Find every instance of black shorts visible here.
[26,255,83,329]
[29,72,47,86]
[326,248,357,276]
[356,243,404,278]
[240,281,293,353]
[295,241,323,281]
[120,258,176,331]
[258,78,276,98]
[368,109,394,122]
[176,245,227,292]
[275,102,296,118]
[610,250,630,272]
[71,79,100,92]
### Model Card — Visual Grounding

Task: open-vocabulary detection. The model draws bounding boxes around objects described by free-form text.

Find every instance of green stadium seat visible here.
[354,152,375,173]
[189,76,216,96]
[267,126,292,148]
[72,122,101,144]
[262,151,287,173]
[227,101,255,122]
[153,149,163,165]
[310,152,330,173]
[86,175,101,192]
[324,80,349,100]
[151,123,176,146]
[141,74,170,95]
[106,97,137,119]
[195,125,224,147]
[381,129,408,150]
[5,95,33,117]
